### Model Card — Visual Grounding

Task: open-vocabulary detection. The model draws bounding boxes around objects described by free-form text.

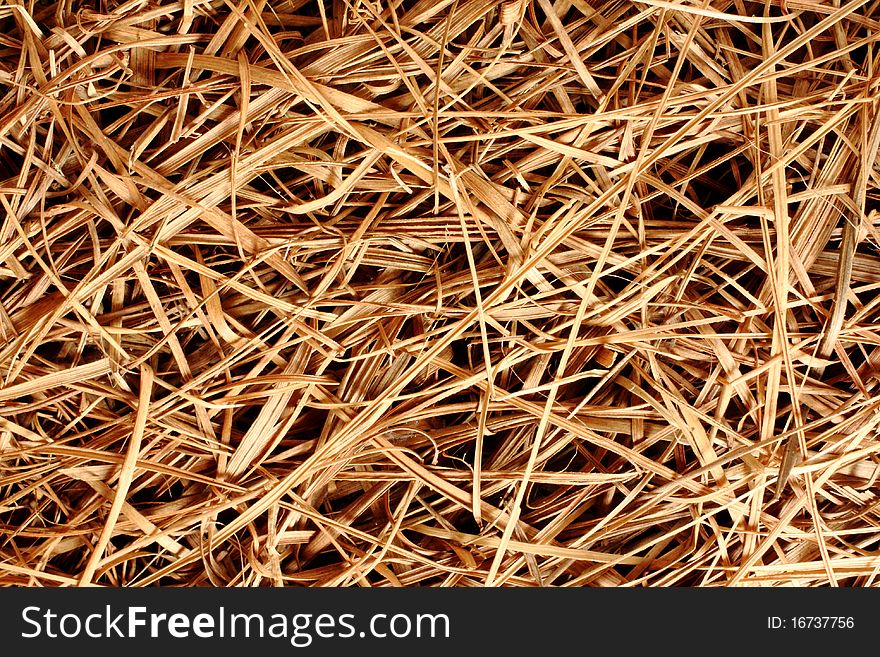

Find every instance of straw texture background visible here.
[1,0,880,586]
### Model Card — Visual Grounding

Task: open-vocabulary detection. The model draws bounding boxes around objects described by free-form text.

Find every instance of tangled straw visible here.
[1,0,880,587]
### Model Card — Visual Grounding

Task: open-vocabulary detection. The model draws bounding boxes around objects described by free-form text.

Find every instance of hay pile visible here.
[1,0,879,587]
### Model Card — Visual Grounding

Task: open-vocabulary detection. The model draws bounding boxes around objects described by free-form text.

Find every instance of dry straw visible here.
[0,0,879,587]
